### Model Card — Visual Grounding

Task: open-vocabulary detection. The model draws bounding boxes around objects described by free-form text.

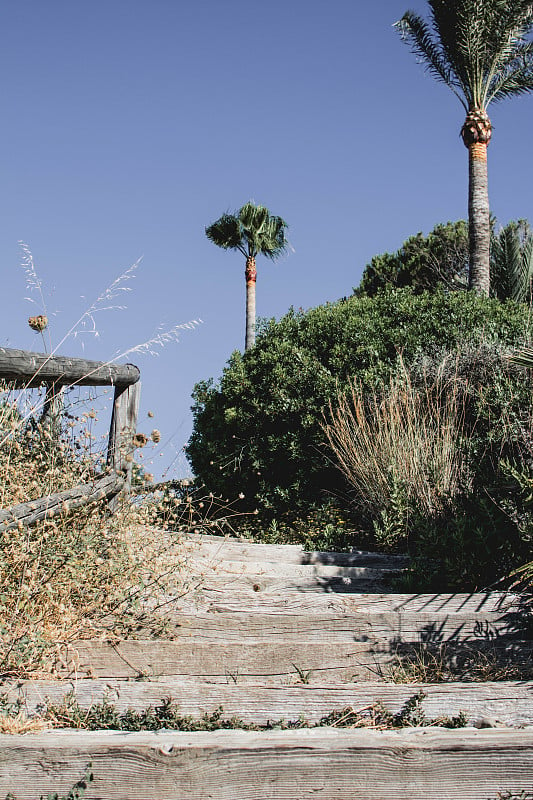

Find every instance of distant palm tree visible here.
[206,202,289,350]
[396,0,533,296]
[491,219,533,302]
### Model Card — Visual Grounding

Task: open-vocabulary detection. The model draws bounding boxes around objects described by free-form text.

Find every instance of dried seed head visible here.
[28,315,48,332]
[132,433,149,448]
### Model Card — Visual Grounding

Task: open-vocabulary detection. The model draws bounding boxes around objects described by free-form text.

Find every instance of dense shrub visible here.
[354,221,469,296]
[187,288,532,517]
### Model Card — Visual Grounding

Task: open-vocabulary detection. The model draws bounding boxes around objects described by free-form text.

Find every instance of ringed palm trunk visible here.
[245,256,257,351]
[462,109,491,297]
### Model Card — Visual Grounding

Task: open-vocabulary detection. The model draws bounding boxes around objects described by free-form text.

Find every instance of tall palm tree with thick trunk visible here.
[396,1,533,296]
[206,202,289,350]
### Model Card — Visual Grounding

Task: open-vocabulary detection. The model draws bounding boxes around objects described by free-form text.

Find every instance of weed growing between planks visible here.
[0,689,467,733]
[487,794,533,800]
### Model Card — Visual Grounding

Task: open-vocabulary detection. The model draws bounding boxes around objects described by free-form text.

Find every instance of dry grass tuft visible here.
[323,357,471,547]
[384,642,533,684]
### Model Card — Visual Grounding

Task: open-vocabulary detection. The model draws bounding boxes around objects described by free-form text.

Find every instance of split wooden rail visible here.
[0,346,141,529]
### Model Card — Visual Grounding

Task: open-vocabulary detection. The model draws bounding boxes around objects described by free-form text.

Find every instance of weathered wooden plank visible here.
[185,556,404,579]
[54,639,533,684]
[0,728,532,799]
[7,679,533,727]
[182,590,523,615]
[179,556,406,594]
[133,609,528,644]
[0,346,140,387]
[184,574,398,594]
[0,472,124,531]
[54,639,397,682]
[178,531,409,567]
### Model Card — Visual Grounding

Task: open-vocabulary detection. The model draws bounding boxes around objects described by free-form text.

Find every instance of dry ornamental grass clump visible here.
[323,358,471,548]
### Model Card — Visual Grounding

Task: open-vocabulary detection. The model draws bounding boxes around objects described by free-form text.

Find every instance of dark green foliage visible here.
[395,340,533,589]
[491,220,533,302]
[187,288,531,515]
[400,492,533,591]
[355,219,533,301]
[355,221,469,296]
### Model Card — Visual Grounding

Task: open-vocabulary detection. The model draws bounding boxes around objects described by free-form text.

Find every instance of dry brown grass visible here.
[0,386,218,677]
[384,642,533,684]
[323,358,471,546]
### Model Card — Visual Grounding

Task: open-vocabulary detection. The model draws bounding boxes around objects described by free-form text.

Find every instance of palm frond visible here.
[258,215,289,260]
[487,42,533,101]
[491,220,533,302]
[205,213,247,256]
[395,10,467,106]
[515,224,533,302]
[399,0,533,113]
[239,202,269,233]
[510,346,533,368]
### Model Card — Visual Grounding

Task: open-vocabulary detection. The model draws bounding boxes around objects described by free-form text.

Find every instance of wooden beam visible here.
[181,589,522,615]
[0,472,124,531]
[54,638,533,683]
[179,531,409,567]
[124,609,526,644]
[0,347,140,387]
[7,679,533,727]
[0,728,532,799]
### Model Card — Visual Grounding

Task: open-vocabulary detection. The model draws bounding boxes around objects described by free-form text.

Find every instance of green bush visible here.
[354,221,469,296]
[187,288,532,519]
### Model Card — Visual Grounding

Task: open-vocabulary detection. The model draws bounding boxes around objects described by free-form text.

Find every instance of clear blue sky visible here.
[1,0,532,479]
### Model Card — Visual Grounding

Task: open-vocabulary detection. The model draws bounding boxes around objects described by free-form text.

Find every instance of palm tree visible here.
[206,202,289,350]
[396,1,533,296]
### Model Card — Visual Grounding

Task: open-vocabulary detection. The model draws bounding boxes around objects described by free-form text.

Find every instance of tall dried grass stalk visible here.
[323,359,471,527]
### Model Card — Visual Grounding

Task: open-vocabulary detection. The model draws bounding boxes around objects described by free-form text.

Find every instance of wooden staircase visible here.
[1,531,532,799]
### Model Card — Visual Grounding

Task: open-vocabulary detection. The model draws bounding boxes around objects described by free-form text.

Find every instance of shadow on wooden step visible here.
[382,634,533,683]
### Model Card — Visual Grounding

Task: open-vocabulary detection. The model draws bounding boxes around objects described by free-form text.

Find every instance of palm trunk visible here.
[245,256,257,350]
[467,142,491,296]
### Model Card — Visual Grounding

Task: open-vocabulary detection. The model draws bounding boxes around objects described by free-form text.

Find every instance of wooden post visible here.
[107,381,141,512]
[40,382,64,440]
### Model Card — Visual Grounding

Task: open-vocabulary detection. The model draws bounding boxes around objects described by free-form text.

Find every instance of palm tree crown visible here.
[206,202,289,350]
[206,202,288,261]
[396,1,533,295]
[396,1,533,121]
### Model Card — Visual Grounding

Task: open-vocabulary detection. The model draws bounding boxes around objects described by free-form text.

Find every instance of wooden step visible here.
[185,556,404,579]
[54,638,533,684]
[177,590,524,614]
[180,569,400,594]
[1,728,532,799]
[138,609,527,643]
[7,679,533,727]
[180,531,409,567]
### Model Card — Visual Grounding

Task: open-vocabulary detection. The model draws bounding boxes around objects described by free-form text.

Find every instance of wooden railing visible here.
[0,347,141,530]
